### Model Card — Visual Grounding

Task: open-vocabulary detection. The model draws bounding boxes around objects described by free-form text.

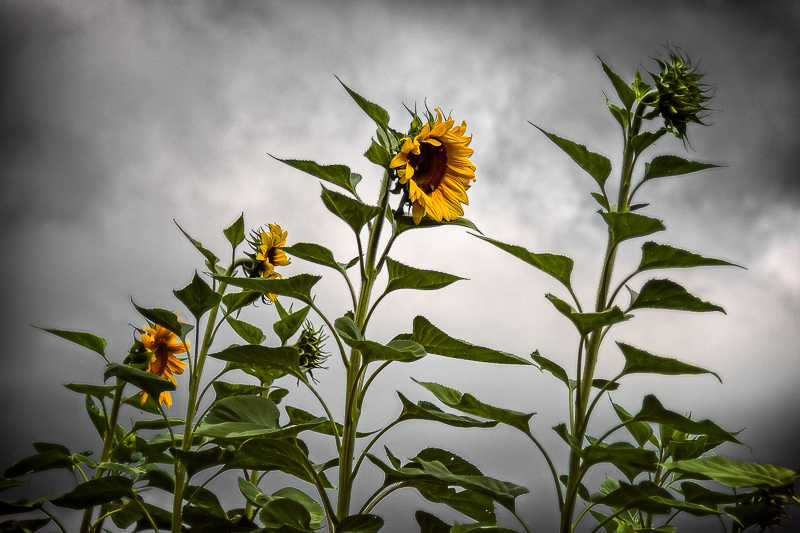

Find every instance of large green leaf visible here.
[618,343,721,382]
[396,393,498,429]
[394,215,481,236]
[273,304,311,345]
[286,406,374,438]
[629,279,725,313]
[50,477,134,509]
[226,317,266,345]
[413,379,533,434]
[632,395,743,445]
[593,480,696,515]
[335,315,426,364]
[173,272,221,320]
[474,235,573,290]
[275,158,360,196]
[207,345,304,380]
[336,514,385,533]
[4,451,73,478]
[169,446,234,479]
[230,439,333,488]
[411,316,531,365]
[546,294,628,336]
[175,221,219,267]
[130,301,194,339]
[532,124,612,188]
[321,186,381,234]
[223,213,245,249]
[664,456,798,488]
[258,497,314,532]
[103,363,176,400]
[601,212,665,245]
[336,77,390,131]
[636,242,742,273]
[385,257,464,293]
[598,57,635,110]
[643,155,720,182]
[195,395,278,438]
[581,442,658,481]
[34,327,107,360]
[211,381,272,402]
[213,274,321,306]
[281,242,348,274]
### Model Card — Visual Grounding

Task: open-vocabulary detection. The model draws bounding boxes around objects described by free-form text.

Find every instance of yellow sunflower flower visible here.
[140,322,188,408]
[248,223,291,303]
[390,109,475,225]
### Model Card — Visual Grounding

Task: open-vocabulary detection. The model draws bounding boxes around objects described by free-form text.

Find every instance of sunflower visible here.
[390,109,475,225]
[247,223,291,303]
[140,322,188,408]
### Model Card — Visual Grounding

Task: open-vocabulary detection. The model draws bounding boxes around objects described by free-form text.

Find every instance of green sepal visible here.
[663,456,798,488]
[636,241,743,273]
[396,393,498,429]
[336,514,385,533]
[50,477,134,509]
[532,124,612,189]
[545,294,628,336]
[281,242,349,274]
[618,342,721,382]
[643,155,721,182]
[412,316,532,365]
[213,274,321,306]
[104,362,176,400]
[174,271,222,320]
[474,235,574,291]
[34,327,107,361]
[629,278,725,313]
[223,213,245,249]
[207,344,304,380]
[413,379,534,434]
[130,300,194,339]
[321,186,381,234]
[599,57,636,111]
[175,221,219,268]
[385,257,464,293]
[272,304,311,345]
[226,317,266,345]
[601,211,666,245]
[274,157,361,196]
[336,76,390,131]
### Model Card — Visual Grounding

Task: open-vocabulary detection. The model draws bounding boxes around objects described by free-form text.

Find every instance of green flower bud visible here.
[650,49,714,142]
[293,322,328,378]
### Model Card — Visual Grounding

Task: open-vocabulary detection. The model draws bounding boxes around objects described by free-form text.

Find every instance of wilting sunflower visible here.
[140,322,188,408]
[390,109,475,225]
[246,223,291,303]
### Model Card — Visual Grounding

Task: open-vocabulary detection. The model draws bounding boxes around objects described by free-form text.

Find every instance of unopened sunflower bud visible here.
[294,322,328,375]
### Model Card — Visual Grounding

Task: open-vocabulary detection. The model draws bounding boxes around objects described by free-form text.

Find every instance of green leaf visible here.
[221,290,261,314]
[631,130,666,156]
[130,300,194,339]
[173,272,222,320]
[211,381,272,402]
[175,221,219,267]
[605,96,628,131]
[195,395,278,437]
[450,525,520,533]
[601,212,666,245]
[415,511,450,533]
[104,362,176,400]
[664,456,798,488]
[365,138,391,167]
[531,352,571,388]
[34,327,107,360]
[633,395,743,445]
[0,495,49,516]
[582,442,658,481]
[213,274,321,306]
[231,439,333,488]
[0,478,27,492]
[335,315,426,364]
[629,279,725,313]
[413,379,534,434]
[226,317,266,345]
[336,76,390,130]
[336,514,385,533]
[63,383,115,400]
[50,477,133,509]
[636,242,742,273]
[273,305,311,345]
[618,342,721,382]
[385,257,464,294]
[258,497,313,532]
[223,213,245,249]
[643,155,721,182]
[532,124,612,189]
[395,215,481,236]
[4,450,73,478]
[474,235,574,290]
[131,418,183,433]
[281,242,348,273]
[592,481,677,515]
[0,517,51,530]
[170,446,234,479]
[412,316,532,365]
[321,186,381,234]
[208,345,304,380]
[84,395,107,439]
[591,192,611,211]
[680,481,749,508]
[275,157,360,196]
[396,393,498,429]
[610,400,654,448]
[599,57,635,110]
[546,294,628,336]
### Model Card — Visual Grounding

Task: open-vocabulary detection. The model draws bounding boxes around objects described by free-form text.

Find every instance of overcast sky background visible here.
[1,1,799,531]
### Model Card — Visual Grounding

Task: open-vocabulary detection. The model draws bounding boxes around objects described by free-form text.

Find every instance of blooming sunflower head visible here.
[650,49,713,142]
[293,321,328,379]
[389,108,475,225]
[245,223,291,303]
[140,320,188,408]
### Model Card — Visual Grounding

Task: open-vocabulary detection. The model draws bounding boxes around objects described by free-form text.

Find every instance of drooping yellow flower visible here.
[247,223,291,303]
[140,322,188,408]
[390,109,476,225]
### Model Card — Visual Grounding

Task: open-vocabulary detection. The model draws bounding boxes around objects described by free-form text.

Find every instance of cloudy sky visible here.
[1,1,799,531]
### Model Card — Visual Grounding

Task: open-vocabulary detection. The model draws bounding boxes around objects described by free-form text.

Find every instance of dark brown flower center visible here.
[409,140,448,192]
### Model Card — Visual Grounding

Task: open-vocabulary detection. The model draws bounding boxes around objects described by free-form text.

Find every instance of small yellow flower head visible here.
[390,109,476,225]
[140,318,188,408]
[246,223,291,303]
[651,49,713,142]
